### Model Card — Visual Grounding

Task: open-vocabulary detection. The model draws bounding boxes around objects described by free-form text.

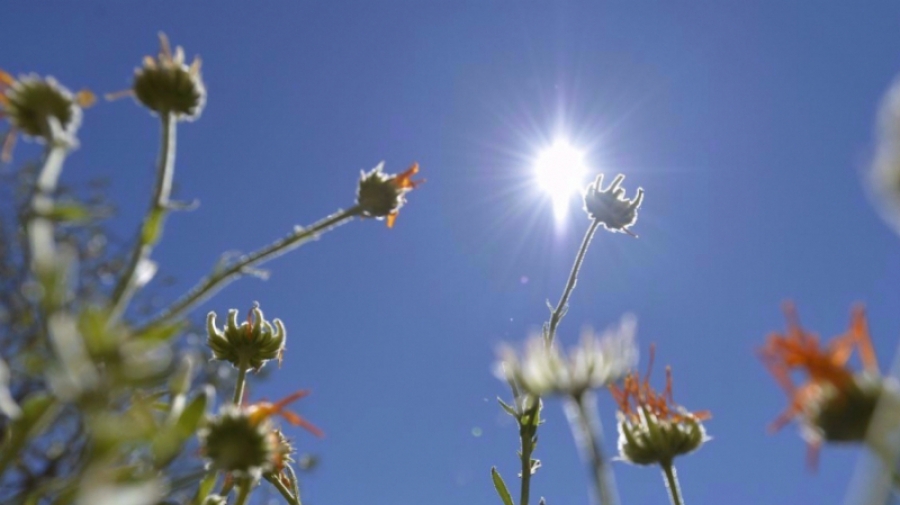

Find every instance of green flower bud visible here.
[198,405,276,479]
[582,174,644,235]
[0,69,94,160]
[357,162,422,228]
[617,407,708,466]
[130,33,205,120]
[207,306,285,371]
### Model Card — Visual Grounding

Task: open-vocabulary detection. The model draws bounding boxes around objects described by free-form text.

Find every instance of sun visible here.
[533,139,589,220]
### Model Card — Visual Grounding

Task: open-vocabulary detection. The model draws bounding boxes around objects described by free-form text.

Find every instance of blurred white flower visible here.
[495,315,638,397]
[870,77,900,234]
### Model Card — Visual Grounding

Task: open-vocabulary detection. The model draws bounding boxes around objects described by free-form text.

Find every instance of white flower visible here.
[495,315,638,397]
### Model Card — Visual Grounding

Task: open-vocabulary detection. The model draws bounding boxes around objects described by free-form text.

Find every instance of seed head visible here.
[582,174,644,235]
[357,162,423,227]
[207,305,285,371]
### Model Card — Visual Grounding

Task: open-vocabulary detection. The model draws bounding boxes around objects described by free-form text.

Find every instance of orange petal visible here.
[0,70,14,87]
[386,212,398,228]
[76,90,96,108]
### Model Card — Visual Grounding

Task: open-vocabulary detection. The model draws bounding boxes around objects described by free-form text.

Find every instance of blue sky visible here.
[4,2,900,504]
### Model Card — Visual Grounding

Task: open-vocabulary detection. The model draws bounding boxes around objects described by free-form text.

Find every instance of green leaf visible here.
[191,472,219,505]
[134,319,185,343]
[491,467,515,505]
[142,208,166,245]
[497,397,517,417]
[151,389,209,467]
[47,202,93,223]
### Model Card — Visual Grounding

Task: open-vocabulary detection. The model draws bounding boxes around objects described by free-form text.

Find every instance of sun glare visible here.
[534,139,588,220]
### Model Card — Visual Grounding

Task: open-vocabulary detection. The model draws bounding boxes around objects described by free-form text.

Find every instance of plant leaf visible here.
[491,467,515,505]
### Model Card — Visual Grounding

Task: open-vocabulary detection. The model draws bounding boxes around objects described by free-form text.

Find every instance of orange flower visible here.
[759,303,880,467]
[386,162,424,228]
[247,390,324,438]
[611,349,710,466]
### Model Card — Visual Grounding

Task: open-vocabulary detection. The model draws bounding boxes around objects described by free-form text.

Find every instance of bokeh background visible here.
[4,2,900,504]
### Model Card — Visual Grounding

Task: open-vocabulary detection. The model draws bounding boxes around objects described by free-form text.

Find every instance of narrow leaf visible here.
[491,467,515,505]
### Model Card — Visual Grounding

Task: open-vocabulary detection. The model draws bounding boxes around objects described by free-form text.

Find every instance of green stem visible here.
[518,400,539,505]
[233,361,248,406]
[661,461,684,505]
[546,220,600,343]
[233,478,253,505]
[566,393,616,505]
[134,205,363,334]
[109,112,177,324]
[265,472,301,505]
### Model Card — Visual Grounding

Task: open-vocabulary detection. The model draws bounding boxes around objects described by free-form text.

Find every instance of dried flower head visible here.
[207,305,285,371]
[612,351,710,466]
[0,69,95,161]
[495,315,638,397]
[108,33,205,120]
[357,161,423,227]
[760,303,900,466]
[582,174,644,235]
[199,391,322,478]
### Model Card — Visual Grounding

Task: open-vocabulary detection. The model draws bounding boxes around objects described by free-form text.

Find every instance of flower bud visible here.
[357,162,423,227]
[207,306,285,371]
[582,174,644,235]
[0,70,94,160]
[129,33,205,120]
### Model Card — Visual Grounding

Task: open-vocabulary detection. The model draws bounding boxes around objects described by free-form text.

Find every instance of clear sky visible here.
[4,2,900,505]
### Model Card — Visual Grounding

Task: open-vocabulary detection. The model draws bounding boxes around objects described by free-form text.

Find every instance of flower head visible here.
[759,303,899,467]
[612,352,710,466]
[0,69,95,161]
[495,315,638,397]
[199,391,322,479]
[582,174,644,236]
[357,161,423,228]
[207,305,286,372]
[108,33,205,120]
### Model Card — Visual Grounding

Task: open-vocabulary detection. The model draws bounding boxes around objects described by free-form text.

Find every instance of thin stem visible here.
[233,477,253,505]
[233,361,248,406]
[265,472,301,505]
[661,461,684,505]
[134,205,363,333]
[546,220,600,343]
[27,142,70,278]
[109,112,177,323]
[565,393,617,505]
[518,400,539,505]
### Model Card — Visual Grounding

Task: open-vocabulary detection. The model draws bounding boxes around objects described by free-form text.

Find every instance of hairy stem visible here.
[135,205,363,333]
[109,112,177,323]
[546,220,600,343]
[661,461,684,505]
[565,393,617,505]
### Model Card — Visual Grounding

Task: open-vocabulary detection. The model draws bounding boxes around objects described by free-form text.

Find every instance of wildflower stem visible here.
[660,461,685,505]
[518,400,539,505]
[134,205,363,333]
[547,220,600,343]
[109,111,177,324]
[27,142,69,273]
[565,392,617,505]
[265,472,301,505]
[232,360,248,406]
[233,477,253,505]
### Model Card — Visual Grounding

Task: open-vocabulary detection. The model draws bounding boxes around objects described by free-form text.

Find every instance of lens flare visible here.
[533,139,588,220]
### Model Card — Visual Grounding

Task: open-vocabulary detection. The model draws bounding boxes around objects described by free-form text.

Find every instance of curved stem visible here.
[27,142,70,288]
[109,112,177,323]
[546,220,600,343]
[565,393,617,505]
[134,205,362,333]
[661,461,684,505]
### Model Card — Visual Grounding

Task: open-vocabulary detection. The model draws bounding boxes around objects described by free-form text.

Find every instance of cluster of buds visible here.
[495,315,638,398]
[357,162,423,227]
[759,303,900,466]
[109,33,205,120]
[611,356,710,467]
[582,173,644,235]
[207,305,286,371]
[199,391,322,479]
[0,70,95,161]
